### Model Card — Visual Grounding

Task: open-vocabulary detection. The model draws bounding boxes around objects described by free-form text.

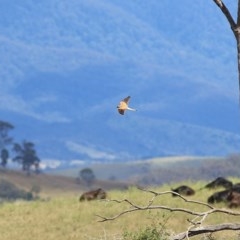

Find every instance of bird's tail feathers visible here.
[127,107,137,111]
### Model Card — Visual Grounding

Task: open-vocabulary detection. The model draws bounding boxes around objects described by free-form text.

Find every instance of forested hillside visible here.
[131,154,240,186]
[50,154,240,187]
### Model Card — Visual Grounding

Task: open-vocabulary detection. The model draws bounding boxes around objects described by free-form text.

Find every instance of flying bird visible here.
[117,96,136,115]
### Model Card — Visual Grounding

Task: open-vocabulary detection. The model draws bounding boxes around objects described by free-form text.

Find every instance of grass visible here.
[0,179,240,240]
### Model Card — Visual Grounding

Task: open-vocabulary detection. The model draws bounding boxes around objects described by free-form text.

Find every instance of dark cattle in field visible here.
[204,177,233,189]
[207,189,230,204]
[79,188,107,202]
[171,185,195,197]
[232,183,240,192]
[226,191,240,208]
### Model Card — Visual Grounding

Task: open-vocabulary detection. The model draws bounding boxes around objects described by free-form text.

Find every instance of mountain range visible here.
[0,0,240,168]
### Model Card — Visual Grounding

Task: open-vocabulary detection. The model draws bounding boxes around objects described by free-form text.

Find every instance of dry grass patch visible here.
[0,181,240,239]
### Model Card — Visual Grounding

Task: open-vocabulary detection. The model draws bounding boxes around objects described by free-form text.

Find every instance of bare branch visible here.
[172,223,240,240]
[138,187,214,209]
[212,0,237,38]
[96,188,240,222]
[97,199,240,222]
[96,188,240,240]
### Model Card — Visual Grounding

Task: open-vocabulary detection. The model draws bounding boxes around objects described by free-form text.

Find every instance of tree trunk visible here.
[237,35,240,102]
[237,0,240,100]
[212,0,240,100]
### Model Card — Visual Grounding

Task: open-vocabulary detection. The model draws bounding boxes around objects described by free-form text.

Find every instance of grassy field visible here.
[0,178,240,240]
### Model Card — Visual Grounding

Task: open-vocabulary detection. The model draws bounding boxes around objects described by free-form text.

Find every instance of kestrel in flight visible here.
[117,96,136,115]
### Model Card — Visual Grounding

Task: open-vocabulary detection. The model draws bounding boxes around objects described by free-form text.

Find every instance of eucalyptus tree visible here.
[0,120,14,167]
[79,168,96,187]
[1,149,9,168]
[12,140,40,175]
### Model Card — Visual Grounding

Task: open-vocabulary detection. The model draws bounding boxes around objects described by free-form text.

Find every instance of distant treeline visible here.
[130,154,240,186]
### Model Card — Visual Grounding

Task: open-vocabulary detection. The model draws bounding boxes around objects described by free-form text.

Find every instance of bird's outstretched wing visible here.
[122,96,130,104]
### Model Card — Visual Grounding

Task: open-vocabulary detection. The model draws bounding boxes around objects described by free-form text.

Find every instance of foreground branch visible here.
[97,188,240,223]
[172,223,240,240]
[96,188,240,239]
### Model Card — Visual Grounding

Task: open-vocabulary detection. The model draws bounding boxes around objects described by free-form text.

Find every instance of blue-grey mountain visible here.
[0,1,239,165]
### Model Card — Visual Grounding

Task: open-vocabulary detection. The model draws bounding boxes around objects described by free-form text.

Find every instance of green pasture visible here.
[0,179,240,240]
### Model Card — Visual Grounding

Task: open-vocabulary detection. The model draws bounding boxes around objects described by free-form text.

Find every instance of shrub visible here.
[0,179,33,201]
[123,222,170,240]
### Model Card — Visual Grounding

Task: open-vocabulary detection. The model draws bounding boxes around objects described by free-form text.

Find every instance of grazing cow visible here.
[207,189,230,204]
[232,183,240,192]
[171,185,195,197]
[204,177,233,189]
[79,188,107,202]
[226,191,240,208]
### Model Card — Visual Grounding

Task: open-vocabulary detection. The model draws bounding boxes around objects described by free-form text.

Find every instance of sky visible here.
[0,0,240,165]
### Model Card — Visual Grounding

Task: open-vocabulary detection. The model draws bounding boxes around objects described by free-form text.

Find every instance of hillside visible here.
[49,154,240,186]
[0,168,129,197]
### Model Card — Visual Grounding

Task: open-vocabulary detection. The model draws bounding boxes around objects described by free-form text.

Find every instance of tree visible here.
[1,148,9,168]
[0,120,14,147]
[12,140,40,175]
[0,120,14,167]
[79,168,96,187]
[211,0,240,99]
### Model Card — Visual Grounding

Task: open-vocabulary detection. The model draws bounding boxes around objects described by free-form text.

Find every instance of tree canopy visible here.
[79,168,96,186]
[12,141,40,175]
